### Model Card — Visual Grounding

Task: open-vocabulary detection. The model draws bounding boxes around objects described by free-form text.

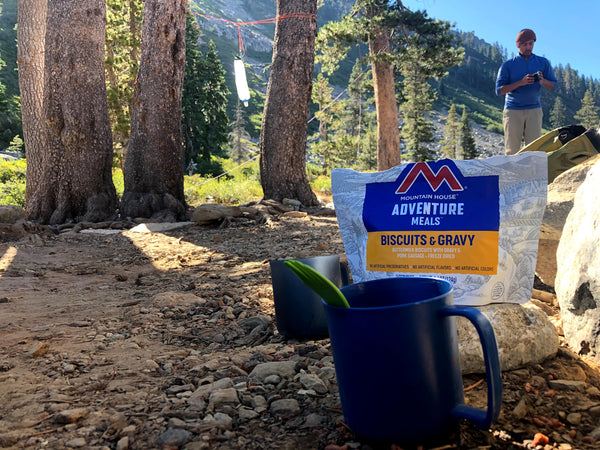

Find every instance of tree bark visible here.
[259,0,318,206]
[121,0,187,221]
[17,0,47,215]
[27,0,117,224]
[369,28,401,171]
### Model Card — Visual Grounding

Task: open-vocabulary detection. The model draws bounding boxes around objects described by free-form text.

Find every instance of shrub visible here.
[0,157,334,209]
[306,162,327,180]
[112,168,124,199]
[184,157,262,206]
[0,159,26,207]
[310,174,331,195]
[184,175,262,206]
[486,123,503,134]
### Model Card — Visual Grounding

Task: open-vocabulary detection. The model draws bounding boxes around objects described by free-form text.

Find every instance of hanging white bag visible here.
[234,59,250,107]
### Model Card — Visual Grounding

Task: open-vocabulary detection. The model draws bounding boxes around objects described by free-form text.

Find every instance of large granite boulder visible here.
[0,205,26,224]
[536,155,600,286]
[555,158,600,360]
[457,302,559,374]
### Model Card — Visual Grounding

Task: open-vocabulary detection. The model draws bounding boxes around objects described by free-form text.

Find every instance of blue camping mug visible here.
[324,277,502,444]
[270,255,349,338]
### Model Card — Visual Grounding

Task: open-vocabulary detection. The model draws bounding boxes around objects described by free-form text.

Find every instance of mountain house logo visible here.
[395,162,464,194]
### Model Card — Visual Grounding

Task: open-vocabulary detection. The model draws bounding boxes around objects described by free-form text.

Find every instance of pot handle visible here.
[440,305,503,429]
[339,261,350,287]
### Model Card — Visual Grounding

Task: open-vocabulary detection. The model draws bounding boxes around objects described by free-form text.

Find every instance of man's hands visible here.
[523,71,543,84]
[500,71,551,95]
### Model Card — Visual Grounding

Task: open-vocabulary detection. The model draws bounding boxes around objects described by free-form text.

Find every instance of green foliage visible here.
[435,80,503,133]
[314,1,463,166]
[309,73,347,170]
[183,157,262,206]
[549,97,568,129]
[395,9,463,161]
[315,15,361,76]
[105,0,143,153]
[112,168,124,199]
[0,0,18,97]
[0,157,24,182]
[441,31,505,115]
[399,47,438,162]
[306,162,326,179]
[228,100,257,163]
[355,122,378,170]
[7,135,23,154]
[460,109,479,160]
[0,1,21,151]
[0,158,26,206]
[304,164,336,197]
[183,15,230,174]
[0,158,264,208]
[393,9,464,79]
[308,57,376,170]
[440,104,460,158]
[310,174,332,196]
[574,90,599,129]
[193,158,225,178]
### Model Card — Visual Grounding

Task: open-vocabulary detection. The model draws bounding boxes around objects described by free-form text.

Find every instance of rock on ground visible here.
[536,155,600,286]
[556,157,600,360]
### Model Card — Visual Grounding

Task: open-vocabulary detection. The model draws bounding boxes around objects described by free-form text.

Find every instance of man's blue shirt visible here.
[495,54,557,110]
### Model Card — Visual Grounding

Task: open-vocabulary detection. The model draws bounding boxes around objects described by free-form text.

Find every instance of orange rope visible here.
[189,9,317,57]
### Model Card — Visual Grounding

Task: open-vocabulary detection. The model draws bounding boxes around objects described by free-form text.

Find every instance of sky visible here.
[401,0,600,80]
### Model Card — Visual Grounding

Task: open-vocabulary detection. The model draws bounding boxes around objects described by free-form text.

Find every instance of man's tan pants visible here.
[503,107,543,155]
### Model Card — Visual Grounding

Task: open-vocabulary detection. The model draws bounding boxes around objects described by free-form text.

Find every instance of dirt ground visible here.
[1,207,600,450]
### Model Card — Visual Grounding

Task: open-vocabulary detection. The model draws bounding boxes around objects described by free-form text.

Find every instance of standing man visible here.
[495,29,557,154]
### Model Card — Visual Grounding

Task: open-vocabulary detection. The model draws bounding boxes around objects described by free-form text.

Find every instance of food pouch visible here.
[331,153,548,306]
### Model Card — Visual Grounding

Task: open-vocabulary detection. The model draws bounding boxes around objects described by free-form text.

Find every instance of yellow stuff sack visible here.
[518,125,600,183]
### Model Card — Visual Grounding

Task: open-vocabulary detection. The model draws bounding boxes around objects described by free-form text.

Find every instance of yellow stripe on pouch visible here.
[366,230,498,275]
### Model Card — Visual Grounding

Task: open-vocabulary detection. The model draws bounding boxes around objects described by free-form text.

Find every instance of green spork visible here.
[283,260,350,308]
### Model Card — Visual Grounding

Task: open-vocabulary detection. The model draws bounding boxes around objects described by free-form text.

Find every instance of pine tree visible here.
[309,63,370,171]
[309,73,340,170]
[574,90,599,129]
[399,48,437,162]
[182,14,230,177]
[549,97,568,129]
[316,2,462,169]
[345,59,375,160]
[460,109,479,160]
[228,99,252,164]
[356,121,378,171]
[440,104,460,159]
[105,0,143,158]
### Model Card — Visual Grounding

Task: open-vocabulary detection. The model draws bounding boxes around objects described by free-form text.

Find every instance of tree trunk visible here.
[121,0,187,221]
[17,0,47,215]
[27,0,117,224]
[369,28,401,171]
[259,0,318,206]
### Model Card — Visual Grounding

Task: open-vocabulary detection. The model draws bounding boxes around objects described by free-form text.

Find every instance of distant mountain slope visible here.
[189,1,508,135]
[192,0,600,137]
[0,0,595,143]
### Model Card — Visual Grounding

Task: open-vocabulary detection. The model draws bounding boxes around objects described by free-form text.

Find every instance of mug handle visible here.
[440,306,503,429]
